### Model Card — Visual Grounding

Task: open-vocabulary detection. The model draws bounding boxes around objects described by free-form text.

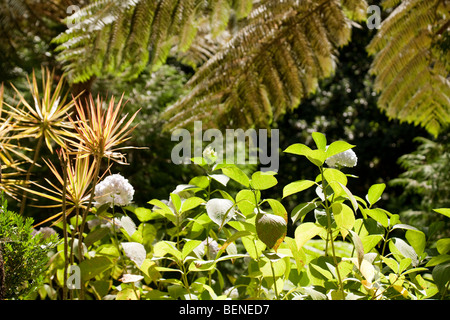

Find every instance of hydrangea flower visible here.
[325,148,358,168]
[202,146,217,164]
[94,173,134,208]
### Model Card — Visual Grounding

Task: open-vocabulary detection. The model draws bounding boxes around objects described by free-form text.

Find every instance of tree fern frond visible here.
[54,0,238,83]
[163,0,366,130]
[367,0,450,136]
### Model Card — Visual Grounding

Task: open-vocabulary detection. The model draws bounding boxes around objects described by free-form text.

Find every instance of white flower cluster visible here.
[94,173,135,208]
[325,149,358,168]
[202,146,217,164]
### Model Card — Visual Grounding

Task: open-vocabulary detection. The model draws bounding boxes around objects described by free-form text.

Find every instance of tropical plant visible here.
[53,0,370,130]
[163,0,368,130]
[52,0,449,136]
[52,0,245,83]
[0,84,31,199]
[5,67,79,214]
[37,133,448,300]
[367,0,450,137]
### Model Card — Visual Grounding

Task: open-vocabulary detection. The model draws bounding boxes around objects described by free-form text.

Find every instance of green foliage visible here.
[163,0,369,130]
[0,193,58,299]
[367,0,450,136]
[38,133,449,300]
[390,135,450,237]
[53,0,240,83]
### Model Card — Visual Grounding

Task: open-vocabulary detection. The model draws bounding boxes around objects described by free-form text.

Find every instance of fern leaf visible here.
[164,0,365,130]
[367,0,450,137]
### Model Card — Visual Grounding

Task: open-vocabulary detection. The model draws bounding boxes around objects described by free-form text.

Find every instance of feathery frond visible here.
[53,0,238,83]
[163,0,367,130]
[367,0,450,137]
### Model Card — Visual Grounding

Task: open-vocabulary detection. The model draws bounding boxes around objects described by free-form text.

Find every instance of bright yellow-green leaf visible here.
[294,222,323,249]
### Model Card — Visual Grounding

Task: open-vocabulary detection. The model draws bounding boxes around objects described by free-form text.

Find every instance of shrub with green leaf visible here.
[0,193,58,299]
[40,132,449,300]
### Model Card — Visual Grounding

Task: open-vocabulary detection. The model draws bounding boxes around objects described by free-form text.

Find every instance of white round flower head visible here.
[202,146,217,164]
[94,173,135,208]
[325,148,358,168]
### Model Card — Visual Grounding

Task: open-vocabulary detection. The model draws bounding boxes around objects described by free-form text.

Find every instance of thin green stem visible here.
[270,258,279,299]
[320,166,345,297]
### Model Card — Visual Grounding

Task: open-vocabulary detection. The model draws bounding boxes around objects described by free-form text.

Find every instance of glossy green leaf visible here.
[283,143,312,156]
[291,201,318,224]
[189,176,210,189]
[84,226,109,248]
[426,254,450,267]
[362,208,389,228]
[134,207,153,222]
[182,240,203,260]
[323,168,348,187]
[437,238,450,255]
[294,222,323,249]
[307,149,327,167]
[382,256,399,273]
[406,229,426,256]
[264,198,288,220]
[432,262,450,291]
[242,236,266,260]
[332,203,355,239]
[221,166,250,187]
[366,183,386,206]
[337,182,358,213]
[116,288,139,300]
[170,193,182,213]
[153,241,182,261]
[360,234,383,253]
[181,197,205,212]
[251,171,278,190]
[235,189,258,216]
[433,208,450,218]
[284,236,306,271]
[325,141,355,158]
[349,230,364,267]
[79,256,113,282]
[283,180,315,198]
[312,132,327,150]
[255,212,287,251]
[148,199,176,222]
